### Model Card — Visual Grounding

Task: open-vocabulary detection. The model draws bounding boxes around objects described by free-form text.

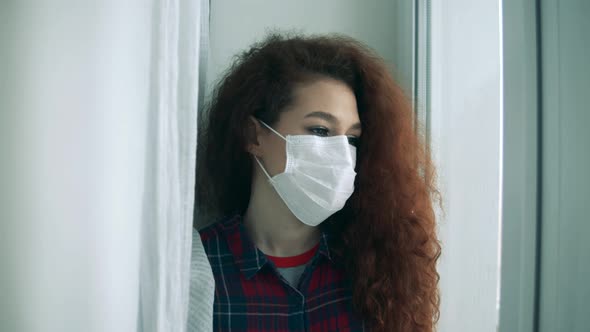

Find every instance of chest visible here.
[211,261,366,332]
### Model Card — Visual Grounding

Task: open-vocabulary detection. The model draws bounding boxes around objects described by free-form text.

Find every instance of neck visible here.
[243,170,320,257]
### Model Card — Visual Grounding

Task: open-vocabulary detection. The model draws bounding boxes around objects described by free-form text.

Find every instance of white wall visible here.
[206,0,410,96]
[430,1,502,331]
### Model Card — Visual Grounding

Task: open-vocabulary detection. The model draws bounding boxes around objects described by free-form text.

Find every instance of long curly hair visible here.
[196,32,441,332]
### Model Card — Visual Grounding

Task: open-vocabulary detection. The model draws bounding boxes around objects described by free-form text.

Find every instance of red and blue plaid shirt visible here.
[199,214,367,332]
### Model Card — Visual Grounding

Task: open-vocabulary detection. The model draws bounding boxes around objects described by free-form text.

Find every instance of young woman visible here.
[195,32,441,332]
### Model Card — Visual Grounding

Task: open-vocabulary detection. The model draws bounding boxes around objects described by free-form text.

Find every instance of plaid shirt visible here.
[199,215,366,332]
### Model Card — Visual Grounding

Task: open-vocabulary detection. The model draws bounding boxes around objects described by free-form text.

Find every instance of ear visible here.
[246,116,264,157]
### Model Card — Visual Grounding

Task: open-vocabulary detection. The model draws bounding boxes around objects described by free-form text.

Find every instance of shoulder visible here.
[198,220,223,243]
[198,214,242,252]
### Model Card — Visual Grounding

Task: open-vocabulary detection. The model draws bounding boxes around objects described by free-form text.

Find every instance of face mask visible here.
[253,119,357,226]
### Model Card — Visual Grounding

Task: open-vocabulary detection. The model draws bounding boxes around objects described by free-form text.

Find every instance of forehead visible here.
[282,78,359,123]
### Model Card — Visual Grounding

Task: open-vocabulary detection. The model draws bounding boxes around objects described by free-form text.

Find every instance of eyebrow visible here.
[304,111,337,123]
[304,111,362,131]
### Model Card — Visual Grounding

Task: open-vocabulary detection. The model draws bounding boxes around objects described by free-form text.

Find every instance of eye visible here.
[308,126,329,137]
[347,136,360,147]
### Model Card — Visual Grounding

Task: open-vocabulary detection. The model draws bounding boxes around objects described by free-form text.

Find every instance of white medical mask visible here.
[254,119,357,226]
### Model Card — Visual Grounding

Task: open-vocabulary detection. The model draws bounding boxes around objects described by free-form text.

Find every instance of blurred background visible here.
[1,1,588,331]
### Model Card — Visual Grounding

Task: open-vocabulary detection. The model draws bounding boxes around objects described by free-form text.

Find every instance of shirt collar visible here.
[220,214,335,280]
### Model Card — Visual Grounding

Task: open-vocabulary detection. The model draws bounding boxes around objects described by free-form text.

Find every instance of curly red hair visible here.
[196,32,441,332]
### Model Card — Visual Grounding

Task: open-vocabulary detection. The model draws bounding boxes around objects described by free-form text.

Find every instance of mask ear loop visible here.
[258,119,286,141]
[253,119,286,182]
[254,156,273,181]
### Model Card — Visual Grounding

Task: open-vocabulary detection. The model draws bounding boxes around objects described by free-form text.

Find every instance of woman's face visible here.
[251,77,362,176]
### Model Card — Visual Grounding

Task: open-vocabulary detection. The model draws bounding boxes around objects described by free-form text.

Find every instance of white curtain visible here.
[139,0,214,331]
[0,1,213,331]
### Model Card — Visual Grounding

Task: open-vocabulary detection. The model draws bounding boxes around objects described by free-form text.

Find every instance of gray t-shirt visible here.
[276,264,307,287]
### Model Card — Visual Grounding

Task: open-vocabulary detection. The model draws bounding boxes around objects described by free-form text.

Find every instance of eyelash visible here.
[347,136,359,147]
[307,127,360,147]
[308,126,329,137]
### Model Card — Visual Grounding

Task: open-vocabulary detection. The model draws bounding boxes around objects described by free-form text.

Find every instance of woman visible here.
[195,32,441,332]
